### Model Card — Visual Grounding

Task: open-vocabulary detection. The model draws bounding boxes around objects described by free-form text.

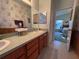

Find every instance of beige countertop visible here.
[0,30,47,58]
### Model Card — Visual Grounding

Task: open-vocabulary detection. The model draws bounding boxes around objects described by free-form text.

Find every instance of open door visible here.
[67,0,77,51]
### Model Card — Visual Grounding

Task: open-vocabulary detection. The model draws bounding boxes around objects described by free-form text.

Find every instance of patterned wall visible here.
[0,0,31,28]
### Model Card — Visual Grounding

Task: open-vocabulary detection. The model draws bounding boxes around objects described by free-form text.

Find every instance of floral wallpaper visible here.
[0,0,31,28]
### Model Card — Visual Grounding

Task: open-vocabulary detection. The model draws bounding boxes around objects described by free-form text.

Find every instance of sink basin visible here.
[0,40,10,51]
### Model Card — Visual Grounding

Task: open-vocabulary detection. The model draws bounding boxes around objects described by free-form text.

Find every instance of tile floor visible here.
[38,40,79,59]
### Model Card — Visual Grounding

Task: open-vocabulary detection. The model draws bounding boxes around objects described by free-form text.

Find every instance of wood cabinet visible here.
[2,32,48,59]
[39,32,48,54]
[26,38,39,58]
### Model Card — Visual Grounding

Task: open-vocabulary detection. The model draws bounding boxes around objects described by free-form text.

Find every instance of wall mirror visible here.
[32,10,47,30]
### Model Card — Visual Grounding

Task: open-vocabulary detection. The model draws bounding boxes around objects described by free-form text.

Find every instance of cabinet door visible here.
[39,35,44,54]
[44,33,48,47]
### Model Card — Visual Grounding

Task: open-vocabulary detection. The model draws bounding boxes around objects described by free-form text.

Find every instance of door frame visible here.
[50,0,77,51]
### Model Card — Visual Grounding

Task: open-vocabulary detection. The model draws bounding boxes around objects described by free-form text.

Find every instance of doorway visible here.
[54,8,72,43]
[50,0,77,52]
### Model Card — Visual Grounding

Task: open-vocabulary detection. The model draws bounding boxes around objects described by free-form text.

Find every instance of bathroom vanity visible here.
[0,30,48,59]
[0,0,48,59]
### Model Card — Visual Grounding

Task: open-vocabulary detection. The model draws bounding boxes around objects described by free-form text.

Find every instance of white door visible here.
[67,0,77,51]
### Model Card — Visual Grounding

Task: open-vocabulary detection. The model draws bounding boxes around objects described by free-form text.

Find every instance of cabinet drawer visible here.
[44,36,48,47]
[2,46,26,59]
[15,46,26,58]
[39,39,43,53]
[2,52,17,59]
[27,39,38,50]
[18,55,27,59]
[27,44,38,56]
[28,50,38,59]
